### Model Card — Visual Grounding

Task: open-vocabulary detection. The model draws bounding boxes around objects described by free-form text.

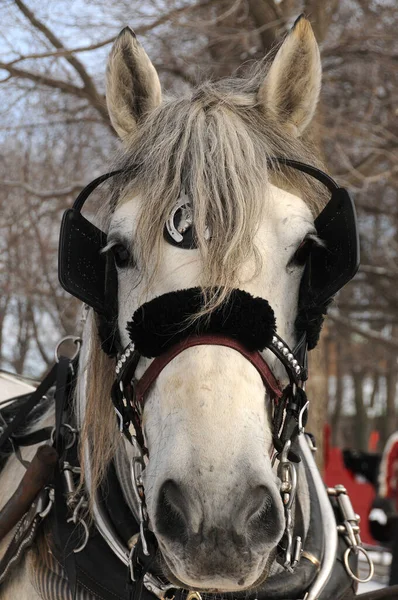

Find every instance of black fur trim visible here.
[127,288,276,358]
[295,299,332,350]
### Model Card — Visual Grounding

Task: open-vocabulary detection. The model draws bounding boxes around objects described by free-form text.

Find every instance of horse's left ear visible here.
[258,15,321,137]
[106,27,162,140]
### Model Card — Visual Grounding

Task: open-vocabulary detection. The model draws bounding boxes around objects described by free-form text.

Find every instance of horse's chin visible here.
[157,546,277,593]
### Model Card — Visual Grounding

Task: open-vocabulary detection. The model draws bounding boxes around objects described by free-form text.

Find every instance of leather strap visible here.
[271,158,339,193]
[356,586,398,599]
[134,334,283,405]
[72,170,122,212]
[0,364,58,451]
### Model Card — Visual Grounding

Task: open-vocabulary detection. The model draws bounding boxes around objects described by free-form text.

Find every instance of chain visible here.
[131,452,150,557]
[327,485,374,584]
[276,440,302,572]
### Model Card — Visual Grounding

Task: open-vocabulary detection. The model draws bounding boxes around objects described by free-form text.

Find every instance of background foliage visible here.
[0,0,397,451]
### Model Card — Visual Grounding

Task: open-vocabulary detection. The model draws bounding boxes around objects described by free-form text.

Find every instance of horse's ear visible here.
[258,15,321,137]
[106,27,162,139]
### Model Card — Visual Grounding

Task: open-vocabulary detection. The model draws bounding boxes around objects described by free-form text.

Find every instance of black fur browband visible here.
[127,288,276,358]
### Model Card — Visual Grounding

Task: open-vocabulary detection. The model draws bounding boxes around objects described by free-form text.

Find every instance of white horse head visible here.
[81,16,325,592]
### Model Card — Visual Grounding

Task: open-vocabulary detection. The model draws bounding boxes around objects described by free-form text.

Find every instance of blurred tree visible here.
[0,0,397,451]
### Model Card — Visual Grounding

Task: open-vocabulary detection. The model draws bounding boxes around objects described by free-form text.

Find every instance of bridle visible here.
[0,157,385,600]
[57,156,360,595]
[111,321,309,577]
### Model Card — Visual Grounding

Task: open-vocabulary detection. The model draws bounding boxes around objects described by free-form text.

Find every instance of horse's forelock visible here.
[105,65,327,315]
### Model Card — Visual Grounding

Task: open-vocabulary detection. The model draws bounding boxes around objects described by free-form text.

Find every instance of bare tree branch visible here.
[1,180,84,199]
[13,0,104,103]
[0,61,88,98]
[8,36,117,64]
[361,265,398,279]
[328,313,398,351]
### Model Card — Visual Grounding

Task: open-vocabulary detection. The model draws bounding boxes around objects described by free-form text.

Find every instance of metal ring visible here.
[301,551,321,570]
[54,336,82,363]
[50,423,77,450]
[186,593,202,600]
[343,546,374,583]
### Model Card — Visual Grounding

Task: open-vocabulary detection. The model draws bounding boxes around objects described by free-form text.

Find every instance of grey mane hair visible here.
[103,60,327,314]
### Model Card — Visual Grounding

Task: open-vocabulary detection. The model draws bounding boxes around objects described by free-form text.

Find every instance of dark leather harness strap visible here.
[0,364,58,451]
[134,334,283,405]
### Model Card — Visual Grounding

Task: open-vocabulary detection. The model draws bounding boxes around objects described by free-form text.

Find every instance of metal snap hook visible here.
[298,400,309,434]
[66,496,89,554]
[67,515,89,553]
[39,487,55,519]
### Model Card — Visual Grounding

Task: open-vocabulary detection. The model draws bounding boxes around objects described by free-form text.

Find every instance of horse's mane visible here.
[80,61,328,502]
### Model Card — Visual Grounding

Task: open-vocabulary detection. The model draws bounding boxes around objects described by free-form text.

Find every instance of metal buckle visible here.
[328,485,374,583]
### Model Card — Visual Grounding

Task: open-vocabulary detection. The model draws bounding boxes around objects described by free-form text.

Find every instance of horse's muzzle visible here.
[154,477,284,590]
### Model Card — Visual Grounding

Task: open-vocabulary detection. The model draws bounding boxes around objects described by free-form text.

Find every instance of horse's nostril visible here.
[247,488,282,544]
[156,479,188,541]
[245,485,272,521]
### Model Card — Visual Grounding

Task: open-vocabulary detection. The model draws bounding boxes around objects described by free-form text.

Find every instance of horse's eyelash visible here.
[101,238,132,254]
[305,232,325,248]
[101,240,120,254]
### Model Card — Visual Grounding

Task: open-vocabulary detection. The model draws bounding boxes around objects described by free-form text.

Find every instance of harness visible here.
[0,157,387,599]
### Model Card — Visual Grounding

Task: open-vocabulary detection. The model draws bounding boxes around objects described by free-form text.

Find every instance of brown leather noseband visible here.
[133,334,283,405]
[111,333,292,456]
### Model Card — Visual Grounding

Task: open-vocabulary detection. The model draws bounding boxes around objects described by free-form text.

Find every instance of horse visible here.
[0,15,378,600]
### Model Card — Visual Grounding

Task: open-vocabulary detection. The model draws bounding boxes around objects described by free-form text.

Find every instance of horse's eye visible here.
[110,244,130,268]
[292,238,315,266]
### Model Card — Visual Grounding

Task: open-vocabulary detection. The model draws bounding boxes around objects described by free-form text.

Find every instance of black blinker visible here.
[299,187,360,310]
[58,209,111,316]
[57,160,360,357]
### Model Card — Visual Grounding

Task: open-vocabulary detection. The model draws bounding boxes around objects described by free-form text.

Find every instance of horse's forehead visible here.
[267,183,313,226]
[109,195,141,236]
[109,185,313,236]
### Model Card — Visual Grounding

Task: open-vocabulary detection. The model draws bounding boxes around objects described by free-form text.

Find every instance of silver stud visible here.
[121,355,126,363]
[119,380,124,392]
[282,347,289,356]
[125,348,131,358]
[292,359,298,367]
[277,341,284,350]
[272,336,278,345]
[295,366,301,374]
[116,366,120,374]
[287,353,294,361]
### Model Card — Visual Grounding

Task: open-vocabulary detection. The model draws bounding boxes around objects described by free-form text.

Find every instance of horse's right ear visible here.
[106,27,162,140]
[257,16,321,137]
